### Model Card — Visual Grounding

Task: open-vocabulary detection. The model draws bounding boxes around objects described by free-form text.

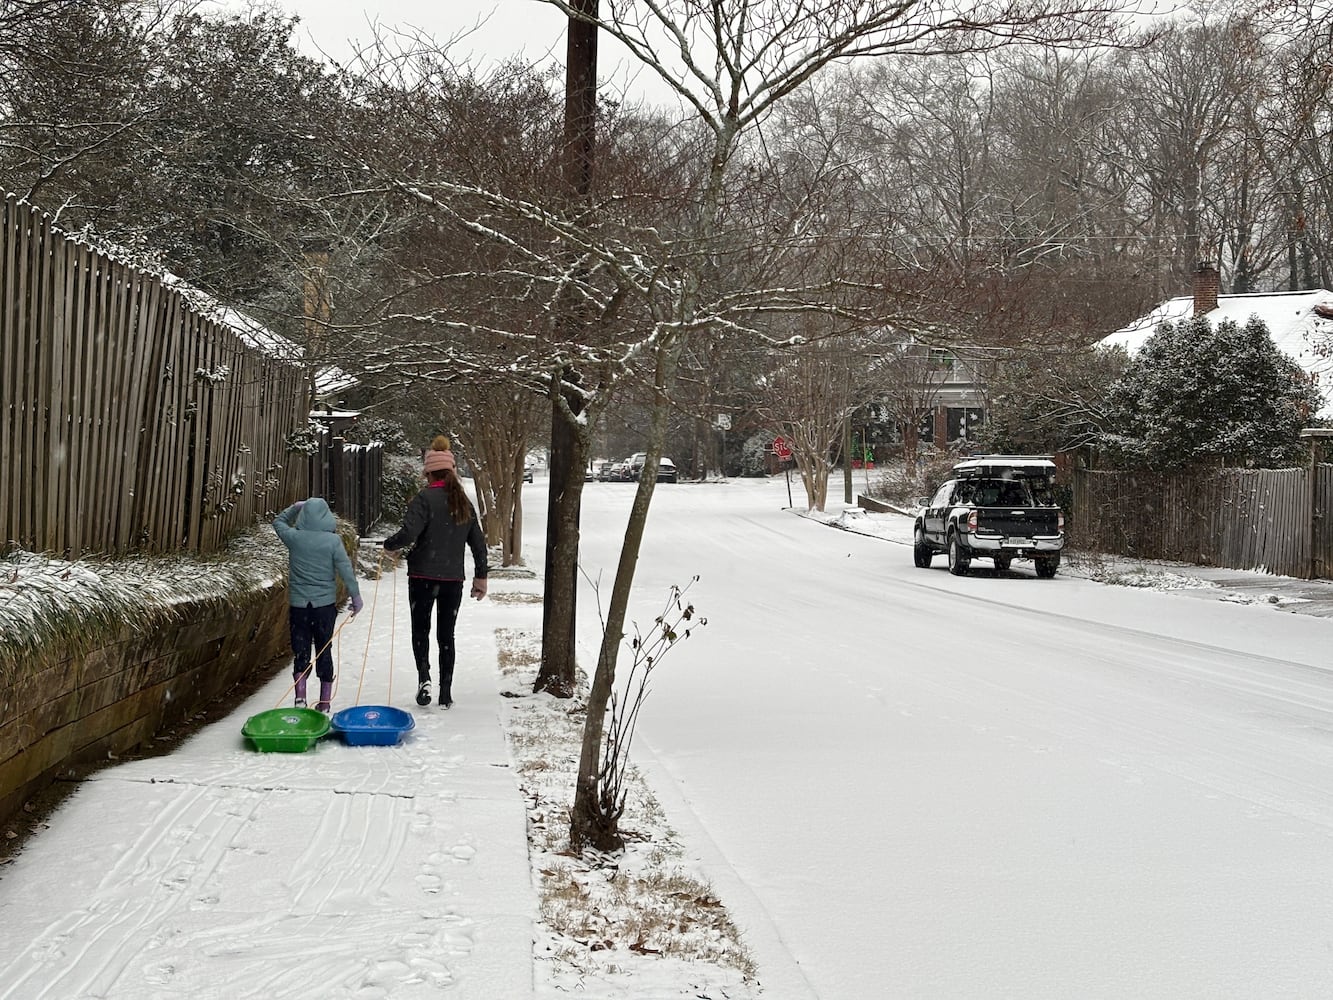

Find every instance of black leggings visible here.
[289,602,338,682]
[408,578,464,694]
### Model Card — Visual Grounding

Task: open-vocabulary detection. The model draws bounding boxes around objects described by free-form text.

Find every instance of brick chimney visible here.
[1193,260,1219,315]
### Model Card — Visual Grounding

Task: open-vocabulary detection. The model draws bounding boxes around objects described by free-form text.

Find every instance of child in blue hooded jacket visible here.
[273,497,363,711]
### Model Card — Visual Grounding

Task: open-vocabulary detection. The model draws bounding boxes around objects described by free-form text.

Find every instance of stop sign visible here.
[773,436,792,460]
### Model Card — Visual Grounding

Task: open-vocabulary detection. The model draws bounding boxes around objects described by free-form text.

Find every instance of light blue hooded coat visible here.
[273,498,361,608]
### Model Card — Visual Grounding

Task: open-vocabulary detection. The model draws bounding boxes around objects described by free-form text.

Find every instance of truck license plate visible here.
[1004,538,1033,547]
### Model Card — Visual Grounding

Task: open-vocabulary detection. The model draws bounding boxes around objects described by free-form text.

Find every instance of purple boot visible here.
[293,675,308,708]
[316,681,333,713]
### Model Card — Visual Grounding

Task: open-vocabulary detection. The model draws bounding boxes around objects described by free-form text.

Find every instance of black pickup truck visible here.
[912,456,1065,578]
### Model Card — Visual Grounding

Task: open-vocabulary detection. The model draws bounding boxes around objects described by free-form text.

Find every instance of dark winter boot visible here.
[439,663,454,709]
[416,680,431,707]
[294,675,308,708]
[316,681,333,713]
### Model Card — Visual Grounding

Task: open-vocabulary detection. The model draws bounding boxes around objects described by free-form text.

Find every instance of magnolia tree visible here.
[1103,314,1322,469]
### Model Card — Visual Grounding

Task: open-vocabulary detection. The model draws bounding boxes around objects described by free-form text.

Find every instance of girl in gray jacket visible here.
[382,437,488,708]
[273,497,363,711]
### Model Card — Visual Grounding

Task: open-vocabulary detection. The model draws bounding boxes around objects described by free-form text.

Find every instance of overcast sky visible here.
[272,1,566,65]
[245,0,679,107]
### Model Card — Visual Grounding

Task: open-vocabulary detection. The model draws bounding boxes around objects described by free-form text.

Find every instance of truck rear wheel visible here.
[947,533,970,576]
[1035,554,1060,579]
[913,527,933,568]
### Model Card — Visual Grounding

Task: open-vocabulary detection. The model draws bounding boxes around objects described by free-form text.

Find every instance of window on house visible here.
[947,408,985,441]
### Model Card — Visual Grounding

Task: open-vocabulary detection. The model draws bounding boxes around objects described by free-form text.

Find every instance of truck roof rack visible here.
[960,454,1055,462]
[952,455,1057,480]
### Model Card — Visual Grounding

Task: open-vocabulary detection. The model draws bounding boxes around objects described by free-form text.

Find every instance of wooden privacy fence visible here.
[1,195,312,555]
[1071,466,1333,579]
[308,434,383,536]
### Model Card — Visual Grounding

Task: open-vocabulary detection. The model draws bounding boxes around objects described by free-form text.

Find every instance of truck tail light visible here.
[1058,511,1065,531]
[967,510,978,531]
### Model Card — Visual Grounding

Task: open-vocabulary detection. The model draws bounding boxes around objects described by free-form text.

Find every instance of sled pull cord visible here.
[353,550,388,706]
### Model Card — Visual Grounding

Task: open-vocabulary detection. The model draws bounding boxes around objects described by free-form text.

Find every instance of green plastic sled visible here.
[242,707,331,753]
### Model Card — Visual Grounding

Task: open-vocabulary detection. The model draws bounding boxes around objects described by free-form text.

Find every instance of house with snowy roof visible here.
[1099,262,1333,416]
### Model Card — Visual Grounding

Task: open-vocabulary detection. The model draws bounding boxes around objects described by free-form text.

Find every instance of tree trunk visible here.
[538,0,598,697]
[569,339,681,852]
[506,494,523,567]
[536,378,588,698]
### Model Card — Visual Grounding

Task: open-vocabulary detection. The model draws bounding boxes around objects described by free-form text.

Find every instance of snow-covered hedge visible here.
[0,524,310,683]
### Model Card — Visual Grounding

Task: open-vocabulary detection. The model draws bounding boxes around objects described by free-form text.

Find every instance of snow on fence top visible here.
[1,194,313,556]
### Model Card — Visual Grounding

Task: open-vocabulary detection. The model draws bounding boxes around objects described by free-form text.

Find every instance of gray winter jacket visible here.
[383,483,488,581]
[273,498,361,608]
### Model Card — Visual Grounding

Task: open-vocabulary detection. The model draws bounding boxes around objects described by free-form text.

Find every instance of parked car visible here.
[656,458,678,483]
[627,452,648,479]
[524,464,534,482]
[913,455,1065,578]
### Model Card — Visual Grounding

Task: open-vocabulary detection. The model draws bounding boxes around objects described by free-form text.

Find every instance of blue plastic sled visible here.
[330,705,416,746]
[242,707,331,752]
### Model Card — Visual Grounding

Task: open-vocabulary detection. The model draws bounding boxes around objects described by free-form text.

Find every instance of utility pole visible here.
[843,365,853,505]
[537,0,598,697]
[843,416,853,505]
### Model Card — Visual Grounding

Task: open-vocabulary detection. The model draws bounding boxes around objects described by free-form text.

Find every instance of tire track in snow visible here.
[868,587,1333,831]
[0,783,262,999]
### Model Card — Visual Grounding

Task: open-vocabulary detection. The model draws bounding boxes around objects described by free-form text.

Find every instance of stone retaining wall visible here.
[0,585,290,826]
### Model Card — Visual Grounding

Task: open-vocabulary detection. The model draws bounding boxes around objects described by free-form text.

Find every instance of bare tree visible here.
[867,337,959,467]
[753,331,858,511]
[452,386,547,568]
[1104,17,1253,294]
[1246,3,1333,290]
[977,344,1126,456]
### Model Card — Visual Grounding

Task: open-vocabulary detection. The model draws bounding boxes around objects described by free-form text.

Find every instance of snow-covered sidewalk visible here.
[0,566,538,1000]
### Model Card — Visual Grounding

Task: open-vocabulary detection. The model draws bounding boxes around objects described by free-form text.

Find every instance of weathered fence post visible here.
[328,436,344,514]
[1299,429,1333,580]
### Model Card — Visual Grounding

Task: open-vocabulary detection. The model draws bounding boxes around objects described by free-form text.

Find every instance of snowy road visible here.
[557,476,1333,999]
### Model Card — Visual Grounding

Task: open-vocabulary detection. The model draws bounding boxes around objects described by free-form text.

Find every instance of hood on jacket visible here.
[295,497,336,532]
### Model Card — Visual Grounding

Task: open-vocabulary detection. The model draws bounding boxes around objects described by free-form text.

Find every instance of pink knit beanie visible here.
[424,435,456,474]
